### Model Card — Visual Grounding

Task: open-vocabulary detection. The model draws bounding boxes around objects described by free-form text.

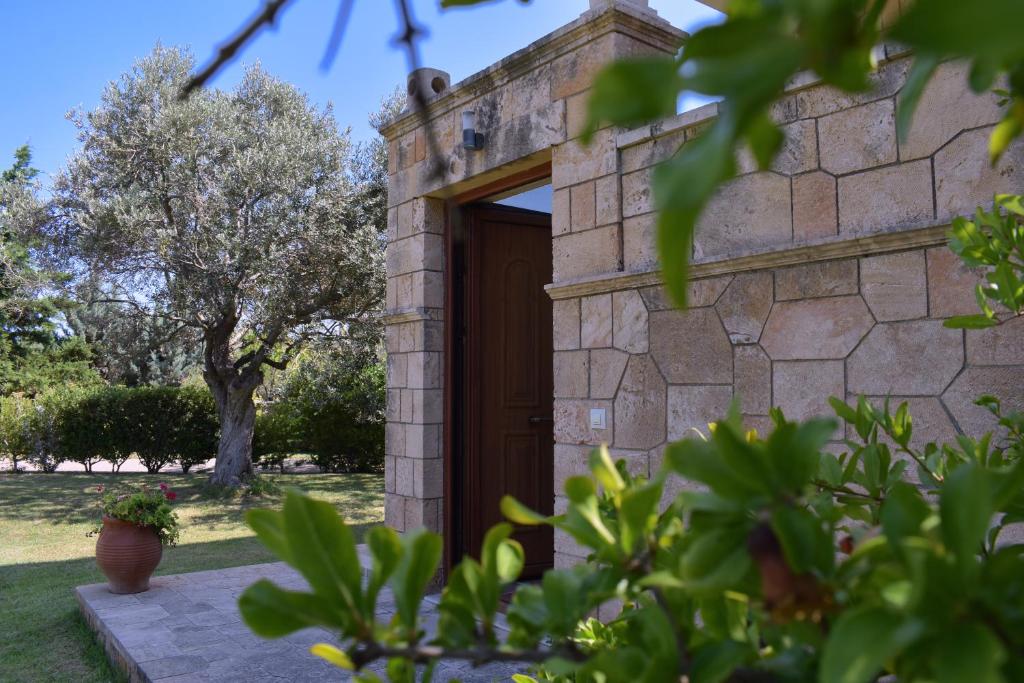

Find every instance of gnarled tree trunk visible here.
[205,332,263,487]
[207,376,259,486]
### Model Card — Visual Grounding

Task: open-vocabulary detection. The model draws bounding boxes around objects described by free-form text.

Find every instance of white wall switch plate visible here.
[589,408,607,430]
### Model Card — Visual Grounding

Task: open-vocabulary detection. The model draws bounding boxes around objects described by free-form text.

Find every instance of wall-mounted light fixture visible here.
[462,110,484,151]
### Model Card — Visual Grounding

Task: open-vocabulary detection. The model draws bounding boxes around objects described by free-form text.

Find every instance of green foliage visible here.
[0,145,102,396]
[66,301,201,386]
[92,481,181,545]
[943,194,1024,328]
[242,399,1024,681]
[578,0,1024,307]
[0,385,218,473]
[255,350,385,474]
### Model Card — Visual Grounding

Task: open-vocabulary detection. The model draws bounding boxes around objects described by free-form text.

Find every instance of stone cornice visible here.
[545,223,950,300]
[380,6,685,141]
[381,307,433,325]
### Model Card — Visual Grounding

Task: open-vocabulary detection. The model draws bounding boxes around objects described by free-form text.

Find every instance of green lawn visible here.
[0,472,384,683]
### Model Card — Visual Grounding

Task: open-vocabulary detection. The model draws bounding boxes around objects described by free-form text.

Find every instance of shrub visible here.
[0,394,33,471]
[258,352,386,474]
[0,385,218,473]
[58,386,109,472]
[294,360,385,474]
[23,389,66,472]
[172,387,219,473]
[253,402,300,473]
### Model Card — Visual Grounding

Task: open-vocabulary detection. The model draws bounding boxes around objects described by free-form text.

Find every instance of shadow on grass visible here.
[0,532,379,683]
[0,471,384,528]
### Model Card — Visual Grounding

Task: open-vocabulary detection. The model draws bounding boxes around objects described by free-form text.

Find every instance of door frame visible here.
[442,161,552,577]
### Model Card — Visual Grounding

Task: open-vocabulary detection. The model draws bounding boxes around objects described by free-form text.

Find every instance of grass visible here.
[0,471,384,683]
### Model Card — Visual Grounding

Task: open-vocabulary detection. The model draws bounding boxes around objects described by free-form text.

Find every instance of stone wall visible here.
[380,0,684,539]
[546,51,1024,568]
[381,0,1024,574]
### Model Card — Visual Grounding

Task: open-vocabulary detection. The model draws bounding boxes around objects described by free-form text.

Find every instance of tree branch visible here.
[181,0,294,99]
[319,0,355,71]
[392,0,445,180]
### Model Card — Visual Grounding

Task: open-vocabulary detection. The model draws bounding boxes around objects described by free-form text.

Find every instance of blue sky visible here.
[0,1,721,183]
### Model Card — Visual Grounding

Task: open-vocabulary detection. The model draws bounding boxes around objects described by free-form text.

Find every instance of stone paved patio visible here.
[77,558,525,682]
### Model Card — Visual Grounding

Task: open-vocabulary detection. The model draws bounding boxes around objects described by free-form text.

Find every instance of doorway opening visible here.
[446,168,555,579]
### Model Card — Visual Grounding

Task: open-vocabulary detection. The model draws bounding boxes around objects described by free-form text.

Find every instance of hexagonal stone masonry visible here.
[581,293,613,348]
[736,119,818,176]
[641,275,734,311]
[614,354,666,450]
[649,307,733,384]
[553,299,581,350]
[837,160,933,236]
[734,345,772,414]
[667,385,733,441]
[935,127,1024,222]
[847,320,963,395]
[590,348,629,399]
[612,289,649,354]
[926,247,984,318]
[773,360,845,421]
[943,367,1024,437]
[761,295,874,360]
[715,271,774,344]
[554,350,589,398]
[792,171,838,241]
[554,399,613,446]
[859,250,928,322]
[900,60,1006,161]
[966,316,1024,366]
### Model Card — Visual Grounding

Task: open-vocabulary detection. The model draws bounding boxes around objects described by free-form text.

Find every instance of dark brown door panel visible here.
[462,204,554,578]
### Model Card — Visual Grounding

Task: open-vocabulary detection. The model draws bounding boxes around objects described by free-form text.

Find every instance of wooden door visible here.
[463,204,554,578]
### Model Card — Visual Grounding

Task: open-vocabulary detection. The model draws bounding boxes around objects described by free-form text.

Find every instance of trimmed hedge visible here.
[254,361,385,474]
[0,385,219,472]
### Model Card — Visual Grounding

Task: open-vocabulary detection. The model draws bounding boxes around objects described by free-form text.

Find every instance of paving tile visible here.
[140,654,207,680]
[79,556,526,682]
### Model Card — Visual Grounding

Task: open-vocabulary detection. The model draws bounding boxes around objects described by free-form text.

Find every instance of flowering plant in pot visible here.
[92,483,181,593]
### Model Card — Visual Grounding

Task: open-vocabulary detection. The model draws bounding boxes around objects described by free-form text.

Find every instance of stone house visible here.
[379,0,1024,576]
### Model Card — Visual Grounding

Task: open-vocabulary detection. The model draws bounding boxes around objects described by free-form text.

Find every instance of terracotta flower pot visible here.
[95,516,163,594]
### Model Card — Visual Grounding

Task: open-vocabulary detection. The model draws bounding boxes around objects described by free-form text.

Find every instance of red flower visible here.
[159,483,168,491]
[838,535,855,555]
[165,491,177,501]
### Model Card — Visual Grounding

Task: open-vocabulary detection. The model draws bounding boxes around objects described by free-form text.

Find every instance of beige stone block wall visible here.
[382,196,446,535]
[615,54,1023,269]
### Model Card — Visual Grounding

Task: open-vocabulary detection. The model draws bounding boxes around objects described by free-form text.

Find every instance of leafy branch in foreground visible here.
[943,194,1024,329]
[240,394,1024,682]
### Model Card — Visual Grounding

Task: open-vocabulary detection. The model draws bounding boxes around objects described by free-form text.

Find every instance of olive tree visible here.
[41,46,384,485]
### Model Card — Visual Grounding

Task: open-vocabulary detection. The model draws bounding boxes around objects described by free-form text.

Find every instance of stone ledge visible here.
[382,307,439,325]
[545,223,950,300]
